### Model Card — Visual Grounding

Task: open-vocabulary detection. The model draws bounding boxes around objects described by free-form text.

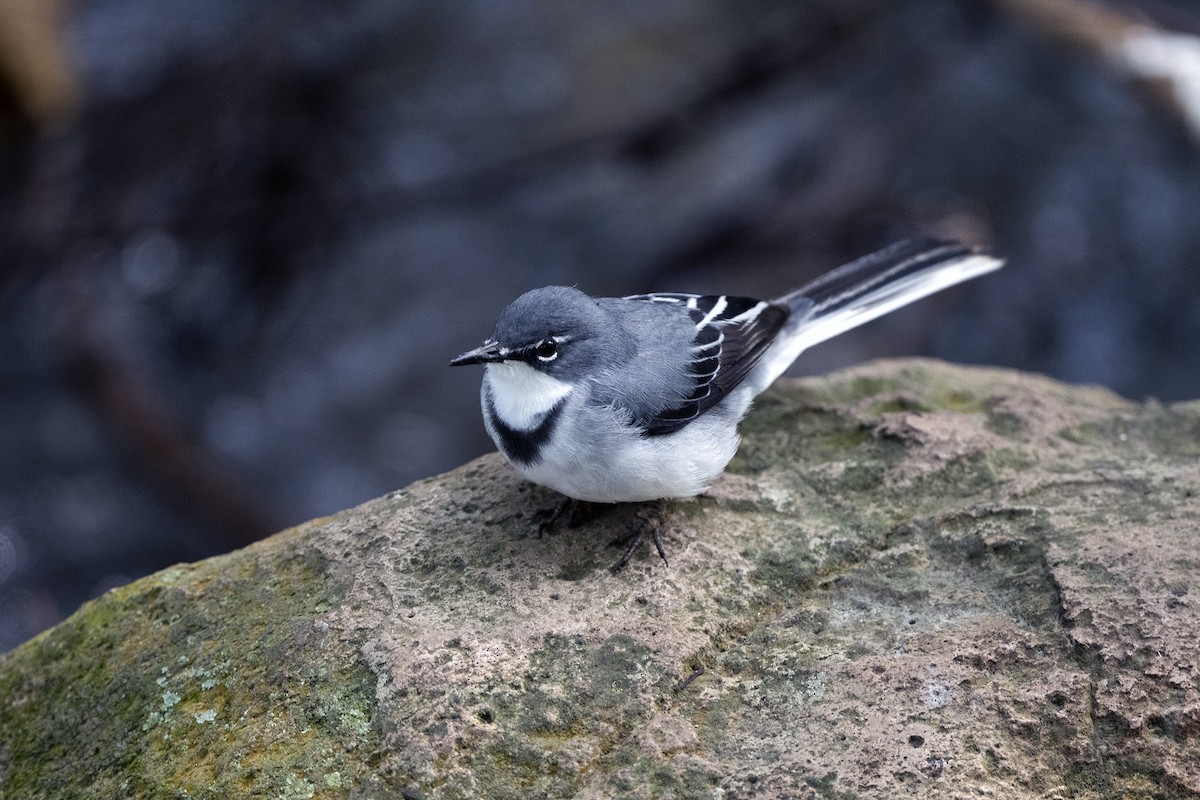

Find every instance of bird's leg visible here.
[608,498,669,573]
[537,496,597,534]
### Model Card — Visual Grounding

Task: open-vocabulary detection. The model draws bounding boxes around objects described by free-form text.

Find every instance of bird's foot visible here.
[537,497,597,535]
[608,499,669,573]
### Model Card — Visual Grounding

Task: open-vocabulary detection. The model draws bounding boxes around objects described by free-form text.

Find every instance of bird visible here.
[450,236,1003,571]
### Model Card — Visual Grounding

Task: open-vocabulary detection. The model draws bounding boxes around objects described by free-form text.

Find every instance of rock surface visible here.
[2,358,1199,799]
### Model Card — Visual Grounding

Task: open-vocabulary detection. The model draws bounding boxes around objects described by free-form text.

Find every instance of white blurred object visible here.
[1114,26,1200,140]
[993,0,1200,144]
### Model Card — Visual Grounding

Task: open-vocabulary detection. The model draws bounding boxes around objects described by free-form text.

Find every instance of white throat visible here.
[485,362,574,430]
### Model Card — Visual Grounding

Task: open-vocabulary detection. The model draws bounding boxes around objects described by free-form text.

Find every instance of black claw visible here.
[538,497,602,535]
[650,528,668,565]
[607,528,644,573]
[537,497,578,535]
[608,499,670,573]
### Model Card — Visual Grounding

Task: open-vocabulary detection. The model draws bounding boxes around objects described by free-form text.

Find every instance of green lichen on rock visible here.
[2,359,1199,799]
[0,531,381,799]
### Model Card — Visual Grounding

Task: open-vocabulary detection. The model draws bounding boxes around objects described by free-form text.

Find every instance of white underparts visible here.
[485,361,574,430]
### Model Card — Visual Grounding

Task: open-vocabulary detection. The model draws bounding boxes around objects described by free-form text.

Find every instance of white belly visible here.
[481,362,750,503]
[513,400,743,503]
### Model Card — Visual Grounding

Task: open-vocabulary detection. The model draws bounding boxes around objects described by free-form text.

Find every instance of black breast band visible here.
[484,387,567,465]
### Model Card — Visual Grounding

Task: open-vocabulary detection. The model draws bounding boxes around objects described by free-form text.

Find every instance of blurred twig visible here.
[51,265,289,549]
[0,0,78,124]
[991,0,1200,142]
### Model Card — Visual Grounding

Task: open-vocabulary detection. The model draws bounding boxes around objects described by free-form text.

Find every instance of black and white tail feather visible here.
[625,236,1001,436]
[763,237,1000,385]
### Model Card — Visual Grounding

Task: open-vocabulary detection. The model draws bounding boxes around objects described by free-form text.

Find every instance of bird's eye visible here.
[534,339,558,361]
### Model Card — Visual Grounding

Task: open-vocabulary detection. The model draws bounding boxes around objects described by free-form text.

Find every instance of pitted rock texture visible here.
[1,359,1198,799]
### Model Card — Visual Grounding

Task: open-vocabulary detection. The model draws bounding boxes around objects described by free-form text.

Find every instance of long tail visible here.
[749,237,1003,393]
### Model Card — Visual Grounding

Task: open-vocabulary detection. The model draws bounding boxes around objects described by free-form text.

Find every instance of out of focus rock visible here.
[2,359,1197,798]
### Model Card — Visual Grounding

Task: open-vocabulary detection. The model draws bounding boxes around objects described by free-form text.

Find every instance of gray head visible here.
[450,286,631,379]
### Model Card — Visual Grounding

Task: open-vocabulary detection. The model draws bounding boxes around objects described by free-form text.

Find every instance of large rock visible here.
[2,359,1198,799]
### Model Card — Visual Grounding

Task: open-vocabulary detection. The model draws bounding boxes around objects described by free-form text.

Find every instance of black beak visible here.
[449,341,507,366]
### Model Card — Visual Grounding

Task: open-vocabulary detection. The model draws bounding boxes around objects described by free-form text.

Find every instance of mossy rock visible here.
[2,359,1199,799]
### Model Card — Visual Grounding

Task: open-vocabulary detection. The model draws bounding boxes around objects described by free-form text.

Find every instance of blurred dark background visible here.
[2,0,1199,651]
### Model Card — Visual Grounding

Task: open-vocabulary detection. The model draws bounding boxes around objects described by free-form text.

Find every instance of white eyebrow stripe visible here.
[695,295,728,329]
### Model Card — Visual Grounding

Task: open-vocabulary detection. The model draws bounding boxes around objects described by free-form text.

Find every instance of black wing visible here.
[624,293,789,435]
